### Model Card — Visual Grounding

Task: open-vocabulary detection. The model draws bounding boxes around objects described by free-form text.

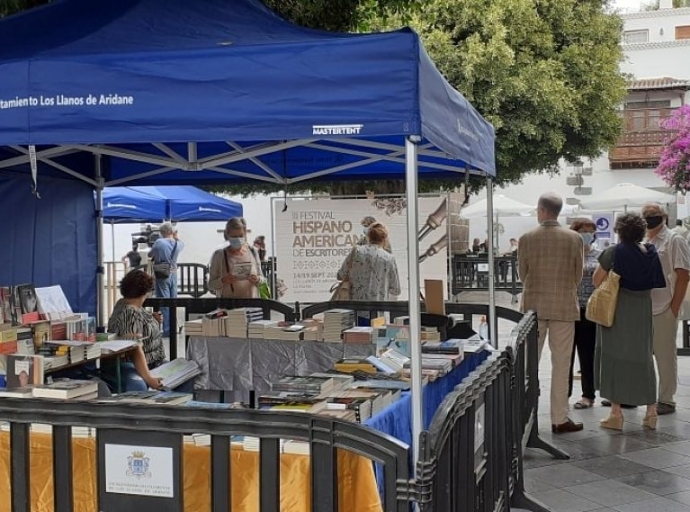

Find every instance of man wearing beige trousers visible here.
[642,203,690,415]
[519,193,584,433]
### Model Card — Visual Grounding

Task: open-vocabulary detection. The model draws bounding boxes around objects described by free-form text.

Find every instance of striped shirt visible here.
[107,299,166,368]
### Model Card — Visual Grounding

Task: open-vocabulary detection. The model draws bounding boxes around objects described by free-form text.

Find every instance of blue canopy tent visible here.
[102,186,243,223]
[0,0,497,456]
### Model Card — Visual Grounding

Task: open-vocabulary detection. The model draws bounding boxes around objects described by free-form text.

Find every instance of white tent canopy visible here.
[461,195,534,218]
[579,183,675,211]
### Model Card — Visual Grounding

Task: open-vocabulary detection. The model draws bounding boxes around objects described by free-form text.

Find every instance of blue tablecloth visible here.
[364,350,489,446]
[364,350,489,497]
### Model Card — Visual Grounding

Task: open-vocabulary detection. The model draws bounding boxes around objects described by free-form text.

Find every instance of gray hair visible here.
[159,222,174,236]
[225,217,245,232]
[537,193,563,217]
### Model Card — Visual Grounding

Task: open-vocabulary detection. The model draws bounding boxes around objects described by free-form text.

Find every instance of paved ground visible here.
[454,291,690,512]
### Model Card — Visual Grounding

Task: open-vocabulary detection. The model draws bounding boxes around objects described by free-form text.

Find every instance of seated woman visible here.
[104,270,166,392]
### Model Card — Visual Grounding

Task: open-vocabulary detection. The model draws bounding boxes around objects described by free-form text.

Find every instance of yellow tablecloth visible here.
[0,432,382,512]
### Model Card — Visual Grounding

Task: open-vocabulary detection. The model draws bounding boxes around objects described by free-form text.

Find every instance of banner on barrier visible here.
[274,197,448,303]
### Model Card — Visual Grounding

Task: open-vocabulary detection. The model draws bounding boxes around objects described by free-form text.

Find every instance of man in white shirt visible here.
[643,204,690,415]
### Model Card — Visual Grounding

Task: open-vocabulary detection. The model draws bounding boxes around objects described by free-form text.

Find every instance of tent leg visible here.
[486,175,497,347]
[95,155,105,328]
[406,137,423,465]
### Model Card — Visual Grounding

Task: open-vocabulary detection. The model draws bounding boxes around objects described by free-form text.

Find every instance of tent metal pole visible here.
[95,155,105,327]
[486,175,497,347]
[405,136,423,465]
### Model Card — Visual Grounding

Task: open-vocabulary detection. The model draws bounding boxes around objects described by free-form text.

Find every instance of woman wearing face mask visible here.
[567,219,600,409]
[209,217,265,298]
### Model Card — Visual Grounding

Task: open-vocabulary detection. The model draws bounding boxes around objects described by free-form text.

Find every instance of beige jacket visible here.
[518,221,584,321]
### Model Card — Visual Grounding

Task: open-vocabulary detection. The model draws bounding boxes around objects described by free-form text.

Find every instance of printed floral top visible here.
[578,247,602,308]
[108,299,166,368]
[337,245,401,301]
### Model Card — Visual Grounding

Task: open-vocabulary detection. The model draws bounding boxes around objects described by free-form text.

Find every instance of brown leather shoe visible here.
[552,418,584,433]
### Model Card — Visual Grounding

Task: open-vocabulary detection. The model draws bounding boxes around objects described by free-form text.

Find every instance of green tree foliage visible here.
[358,0,626,186]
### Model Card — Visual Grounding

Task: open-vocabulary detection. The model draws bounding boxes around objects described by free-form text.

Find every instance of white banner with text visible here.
[274,197,448,303]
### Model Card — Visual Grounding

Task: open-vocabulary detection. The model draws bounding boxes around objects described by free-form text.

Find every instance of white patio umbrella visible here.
[579,183,675,212]
[460,194,534,219]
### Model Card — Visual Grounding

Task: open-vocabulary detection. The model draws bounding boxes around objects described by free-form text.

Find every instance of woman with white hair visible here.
[148,222,184,337]
[209,217,265,298]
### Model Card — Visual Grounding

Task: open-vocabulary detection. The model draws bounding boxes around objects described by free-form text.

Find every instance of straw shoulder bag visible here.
[585,266,620,328]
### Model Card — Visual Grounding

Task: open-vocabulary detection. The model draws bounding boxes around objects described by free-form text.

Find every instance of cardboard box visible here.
[424,279,445,315]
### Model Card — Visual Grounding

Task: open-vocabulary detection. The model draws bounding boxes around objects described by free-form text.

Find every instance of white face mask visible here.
[228,237,244,249]
[580,233,595,246]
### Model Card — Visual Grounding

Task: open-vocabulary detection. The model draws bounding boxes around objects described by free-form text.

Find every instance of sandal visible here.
[574,400,593,409]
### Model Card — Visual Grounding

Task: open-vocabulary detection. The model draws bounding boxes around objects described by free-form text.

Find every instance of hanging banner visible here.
[274,197,448,303]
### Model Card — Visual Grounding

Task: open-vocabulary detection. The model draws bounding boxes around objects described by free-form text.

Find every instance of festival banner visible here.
[274,197,448,303]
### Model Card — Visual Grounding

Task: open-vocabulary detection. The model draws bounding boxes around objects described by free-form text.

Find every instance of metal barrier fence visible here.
[0,400,411,512]
[0,308,561,512]
[414,310,564,512]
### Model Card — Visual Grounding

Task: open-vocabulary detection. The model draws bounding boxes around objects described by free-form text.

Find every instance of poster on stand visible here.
[593,213,614,248]
[274,197,449,303]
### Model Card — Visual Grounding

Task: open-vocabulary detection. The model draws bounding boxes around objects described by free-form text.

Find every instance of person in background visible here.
[253,236,267,262]
[567,219,600,409]
[106,270,165,391]
[359,215,392,253]
[504,238,519,256]
[671,218,689,239]
[519,192,584,433]
[642,203,690,415]
[338,222,400,325]
[148,223,184,337]
[593,213,665,430]
[471,238,482,254]
[209,217,265,298]
[480,238,490,253]
[122,243,142,271]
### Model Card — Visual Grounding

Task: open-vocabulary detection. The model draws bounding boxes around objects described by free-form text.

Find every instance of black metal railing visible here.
[0,307,565,512]
[0,400,410,512]
[451,255,522,299]
[414,311,561,512]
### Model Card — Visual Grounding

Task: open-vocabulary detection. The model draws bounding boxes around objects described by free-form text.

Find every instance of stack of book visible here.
[275,325,306,341]
[184,319,204,336]
[248,320,279,338]
[334,358,377,374]
[323,309,355,342]
[342,326,374,344]
[270,375,335,396]
[421,327,441,343]
[324,397,372,423]
[422,339,462,355]
[258,392,322,411]
[70,343,101,363]
[32,379,99,401]
[226,308,263,338]
[99,390,193,406]
[150,358,201,389]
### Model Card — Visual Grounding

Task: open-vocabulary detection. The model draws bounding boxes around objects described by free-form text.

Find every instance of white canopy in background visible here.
[461,195,534,218]
[579,183,675,211]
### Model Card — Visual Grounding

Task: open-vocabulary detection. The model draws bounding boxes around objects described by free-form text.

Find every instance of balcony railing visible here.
[609,130,667,166]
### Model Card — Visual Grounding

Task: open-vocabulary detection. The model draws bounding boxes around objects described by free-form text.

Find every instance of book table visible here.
[187,337,374,402]
[0,431,382,512]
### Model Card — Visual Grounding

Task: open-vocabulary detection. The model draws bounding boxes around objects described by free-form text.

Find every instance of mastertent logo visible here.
[312,124,363,136]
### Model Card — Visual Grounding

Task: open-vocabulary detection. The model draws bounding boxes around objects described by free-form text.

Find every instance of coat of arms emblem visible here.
[126,450,151,479]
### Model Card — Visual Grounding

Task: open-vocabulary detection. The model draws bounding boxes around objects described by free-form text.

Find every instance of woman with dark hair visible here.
[106,270,166,391]
[568,218,600,409]
[593,213,665,430]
